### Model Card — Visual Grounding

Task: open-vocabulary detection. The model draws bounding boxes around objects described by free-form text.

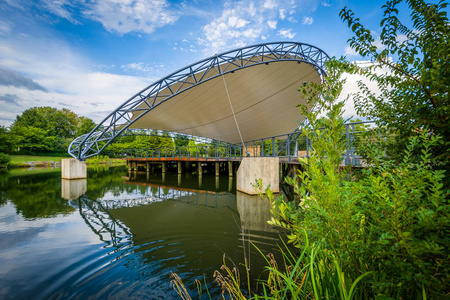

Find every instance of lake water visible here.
[0,166,283,299]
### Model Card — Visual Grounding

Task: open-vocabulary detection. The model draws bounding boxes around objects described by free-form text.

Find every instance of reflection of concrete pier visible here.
[61,179,87,200]
[236,191,277,233]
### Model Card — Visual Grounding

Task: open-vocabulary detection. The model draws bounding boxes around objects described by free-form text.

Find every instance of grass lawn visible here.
[9,155,125,167]
[9,155,69,167]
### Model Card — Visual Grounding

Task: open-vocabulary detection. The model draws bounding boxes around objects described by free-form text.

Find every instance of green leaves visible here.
[259,53,448,298]
[341,0,450,173]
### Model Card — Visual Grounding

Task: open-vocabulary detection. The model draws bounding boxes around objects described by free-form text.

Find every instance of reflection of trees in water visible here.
[0,171,75,218]
[84,166,129,200]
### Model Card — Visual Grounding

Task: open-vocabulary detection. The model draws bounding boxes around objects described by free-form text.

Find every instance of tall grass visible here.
[170,233,372,299]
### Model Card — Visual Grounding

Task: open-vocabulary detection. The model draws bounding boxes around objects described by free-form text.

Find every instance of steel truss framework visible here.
[69,41,329,160]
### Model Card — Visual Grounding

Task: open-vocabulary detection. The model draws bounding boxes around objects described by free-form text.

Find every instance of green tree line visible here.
[0,106,97,156]
[0,106,187,165]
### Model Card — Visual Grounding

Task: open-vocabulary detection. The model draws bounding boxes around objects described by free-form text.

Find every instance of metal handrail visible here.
[121,121,390,166]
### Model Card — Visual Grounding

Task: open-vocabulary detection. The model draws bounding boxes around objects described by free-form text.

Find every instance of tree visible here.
[0,126,15,153]
[13,106,81,140]
[340,0,449,167]
[0,153,11,168]
[76,117,96,136]
[173,136,190,147]
[131,135,174,149]
[11,106,94,154]
[11,126,51,153]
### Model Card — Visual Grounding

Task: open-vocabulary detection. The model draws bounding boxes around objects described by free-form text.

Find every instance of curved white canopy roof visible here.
[130,60,320,144]
[69,42,328,160]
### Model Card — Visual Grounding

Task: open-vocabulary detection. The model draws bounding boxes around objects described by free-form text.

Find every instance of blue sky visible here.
[0,0,417,126]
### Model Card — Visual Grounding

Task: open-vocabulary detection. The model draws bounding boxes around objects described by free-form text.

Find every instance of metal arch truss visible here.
[69,41,330,160]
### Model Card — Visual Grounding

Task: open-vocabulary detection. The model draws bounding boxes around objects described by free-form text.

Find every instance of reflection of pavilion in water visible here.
[64,178,277,246]
[63,176,280,297]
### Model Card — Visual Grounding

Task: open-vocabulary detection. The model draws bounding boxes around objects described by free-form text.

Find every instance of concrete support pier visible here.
[162,162,166,173]
[215,162,220,177]
[228,161,233,177]
[178,161,182,174]
[198,163,202,175]
[236,157,279,195]
[61,158,87,179]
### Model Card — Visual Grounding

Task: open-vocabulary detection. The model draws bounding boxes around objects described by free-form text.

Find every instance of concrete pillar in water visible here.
[162,172,166,184]
[236,157,279,195]
[178,161,182,174]
[215,162,219,177]
[198,174,202,188]
[198,163,202,175]
[228,176,233,192]
[228,161,233,177]
[215,175,219,190]
[178,173,181,186]
[61,179,87,200]
[161,162,166,173]
[146,161,149,173]
[61,158,87,179]
[127,160,131,172]
[133,161,137,171]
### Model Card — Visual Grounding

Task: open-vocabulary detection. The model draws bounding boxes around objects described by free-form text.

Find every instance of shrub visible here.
[262,58,449,299]
[0,153,11,168]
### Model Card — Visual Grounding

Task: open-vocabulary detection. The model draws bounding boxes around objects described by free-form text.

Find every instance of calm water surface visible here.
[0,166,282,299]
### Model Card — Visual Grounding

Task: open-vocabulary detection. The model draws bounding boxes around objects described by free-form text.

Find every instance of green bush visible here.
[261,58,449,299]
[0,153,11,168]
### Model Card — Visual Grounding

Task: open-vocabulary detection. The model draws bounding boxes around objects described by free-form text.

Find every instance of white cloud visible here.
[339,61,387,119]
[39,0,178,35]
[263,0,277,10]
[302,16,314,25]
[267,20,277,29]
[279,9,286,20]
[0,21,12,35]
[345,45,357,56]
[122,62,168,73]
[42,0,80,24]
[84,0,178,35]
[0,34,153,126]
[321,1,332,7]
[198,2,262,54]
[198,0,301,54]
[277,28,296,39]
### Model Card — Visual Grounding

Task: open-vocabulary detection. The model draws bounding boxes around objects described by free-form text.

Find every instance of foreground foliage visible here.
[340,0,450,171]
[265,56,449,298]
